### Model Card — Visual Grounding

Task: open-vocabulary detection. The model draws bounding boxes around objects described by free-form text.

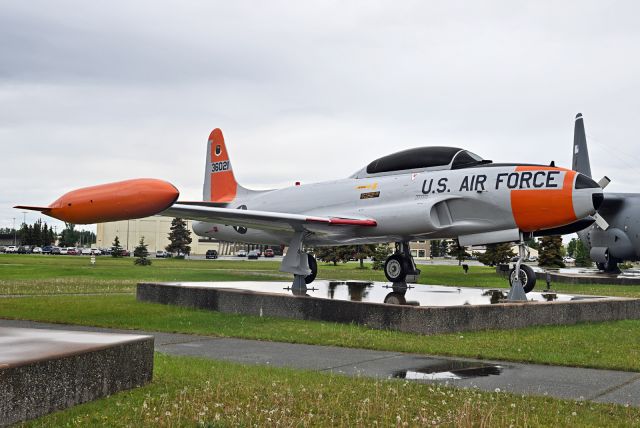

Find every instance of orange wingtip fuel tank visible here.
[15,179,179,224]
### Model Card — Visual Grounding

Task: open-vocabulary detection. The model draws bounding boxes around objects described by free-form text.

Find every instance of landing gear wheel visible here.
[596,262,605,271]
[603,258,620,273]
[304,254,317,284]
[384,292,407,305]
[509,264,536,293]
[384,254,407,282]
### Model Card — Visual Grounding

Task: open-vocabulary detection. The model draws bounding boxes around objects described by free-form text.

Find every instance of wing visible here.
[161,203,377,233]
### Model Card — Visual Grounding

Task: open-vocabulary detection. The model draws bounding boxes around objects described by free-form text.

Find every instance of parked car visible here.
[51,247,61,255]
[236,249,247,257]
[247,250,260,259]
[66,248,78,255]
[205,249,218,259]
[32,247,43,254]
[81,248,93,255]
[120,249,131,257]
[563,256,575,264]
[264,248,275,257]
[155,250,170,258]
[90,248,102,255]
[17,246,31,254]
[42,246,53,254]
[0,246,5,253]
[59,247,68,255]
[6,246,18,253]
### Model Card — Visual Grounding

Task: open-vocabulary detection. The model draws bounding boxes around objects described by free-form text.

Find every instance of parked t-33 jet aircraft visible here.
[16,128,604,297]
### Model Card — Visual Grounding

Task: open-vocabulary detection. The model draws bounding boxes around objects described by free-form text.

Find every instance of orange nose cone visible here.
[47,179,179,224]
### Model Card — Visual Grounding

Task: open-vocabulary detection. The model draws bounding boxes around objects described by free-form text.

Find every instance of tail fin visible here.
[572,113,592,178]
[203,128,255,202]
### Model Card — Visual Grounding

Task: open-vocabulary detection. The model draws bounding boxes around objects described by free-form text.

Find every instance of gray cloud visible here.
[1,1,639,231]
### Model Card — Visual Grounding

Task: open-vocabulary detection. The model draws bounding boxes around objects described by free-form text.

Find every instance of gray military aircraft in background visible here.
[17,128,604,297]
[572,113,640,272]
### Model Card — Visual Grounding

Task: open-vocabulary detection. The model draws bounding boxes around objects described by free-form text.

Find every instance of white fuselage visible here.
[193,165,598,247]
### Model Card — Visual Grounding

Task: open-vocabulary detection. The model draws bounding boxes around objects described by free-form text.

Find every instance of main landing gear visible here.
[280,232,317,290]
[508,235,536,301]
[384,242,421,286]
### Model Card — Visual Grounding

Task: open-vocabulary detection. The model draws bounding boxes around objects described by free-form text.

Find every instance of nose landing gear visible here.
[507,235,536,301]
[384,242,421,285]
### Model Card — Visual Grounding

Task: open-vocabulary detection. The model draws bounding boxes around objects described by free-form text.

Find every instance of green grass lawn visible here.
[24,354,640,427]
[1,254,640,372]
[4,255,640,426]
[3,254,640,297]
[2,294,640,372]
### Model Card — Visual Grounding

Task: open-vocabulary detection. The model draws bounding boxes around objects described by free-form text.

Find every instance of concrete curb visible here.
[137,282,640,335]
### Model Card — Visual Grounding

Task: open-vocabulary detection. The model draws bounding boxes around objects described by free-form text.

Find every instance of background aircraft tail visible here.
[203,128,255,203]
[572,113,592,178]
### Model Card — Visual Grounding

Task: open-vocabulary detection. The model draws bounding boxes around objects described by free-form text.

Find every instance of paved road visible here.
[2,319,638,407]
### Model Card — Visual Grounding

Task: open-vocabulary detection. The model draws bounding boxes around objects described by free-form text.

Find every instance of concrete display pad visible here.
[137,281,640,335]
[535,268,640,285]
[0,327,154,426]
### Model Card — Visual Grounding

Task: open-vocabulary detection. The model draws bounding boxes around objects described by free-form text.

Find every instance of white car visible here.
[90,248,102,255]
[236,249,247,257]
[60,248,69,255]
[32,247,43,254]
[563,256,575,264]
[81,248,93,255]
[5,246,17,253]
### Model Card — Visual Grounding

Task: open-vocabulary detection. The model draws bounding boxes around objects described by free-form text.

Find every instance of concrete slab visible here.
[137,281,640,335]
[0,326,153,426]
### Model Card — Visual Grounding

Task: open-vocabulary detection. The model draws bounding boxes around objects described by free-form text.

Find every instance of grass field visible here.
[23,354,640,427]
[3,254,640,426]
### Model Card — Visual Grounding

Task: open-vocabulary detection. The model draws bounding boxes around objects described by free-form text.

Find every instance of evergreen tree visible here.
[525,238,540,251]
[538,235,565,268]
[567,238,578,257]
[32,220,42,247]
[58,223,78,247]
[448,241,470,265]
[430,240,441,257]
[574,239,592,267]
[111,236,123,258]
[372,244,393,270]
[134,237,152,266]
[166,218,192,256]
[352,244,377,268]
[477,243,515,266]
[315,246,351,266]
[440,240,449,257]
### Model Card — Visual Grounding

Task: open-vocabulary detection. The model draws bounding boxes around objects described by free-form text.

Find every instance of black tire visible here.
[596,262,606,271]
[509,264,536,293]
[384,292,407,305]
[384,254,407,282]
[603,258,620,273]
[305,254,318,284]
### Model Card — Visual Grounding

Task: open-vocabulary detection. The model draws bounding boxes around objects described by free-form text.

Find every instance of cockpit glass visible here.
[366,147,462,174]
[451,150,485,169]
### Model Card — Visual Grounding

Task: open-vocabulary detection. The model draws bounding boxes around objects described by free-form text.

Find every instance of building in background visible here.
[96,217,220,255]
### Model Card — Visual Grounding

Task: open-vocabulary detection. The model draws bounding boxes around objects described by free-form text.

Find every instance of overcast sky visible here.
[2,1,639,233]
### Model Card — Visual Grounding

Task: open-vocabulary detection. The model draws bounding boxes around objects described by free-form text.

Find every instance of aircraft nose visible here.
[592,192,604,211]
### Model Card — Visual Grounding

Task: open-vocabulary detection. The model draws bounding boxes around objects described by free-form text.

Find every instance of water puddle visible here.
[393,360,503,381]
[173,280,610,307]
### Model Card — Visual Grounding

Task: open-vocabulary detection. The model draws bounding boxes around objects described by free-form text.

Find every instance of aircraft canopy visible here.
[353,147,488,178]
